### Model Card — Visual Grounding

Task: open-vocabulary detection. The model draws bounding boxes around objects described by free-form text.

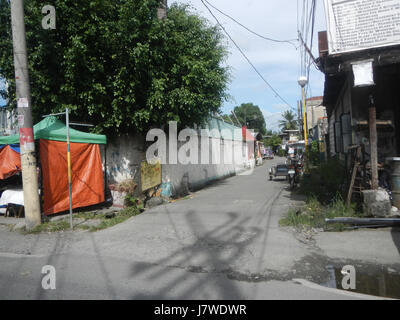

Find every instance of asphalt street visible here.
[0,157,396,299]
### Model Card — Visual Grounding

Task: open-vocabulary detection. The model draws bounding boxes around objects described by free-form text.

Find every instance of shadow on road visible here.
[1,232,42,298]
[33,232,73,299]
[282,190,308,202]
[129,209,263,299]
[391,227,400,257]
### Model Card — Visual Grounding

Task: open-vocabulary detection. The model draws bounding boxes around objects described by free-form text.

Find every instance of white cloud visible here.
[272,103,290,111]
[262,110,284,133]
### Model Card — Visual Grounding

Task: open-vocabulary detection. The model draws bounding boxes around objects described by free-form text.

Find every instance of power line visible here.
[305,0,316,99]
[298,0,317,101]
[202,0,298,48]
[306,1,316,87]
[200,0,296,112]
[299,0,315,78]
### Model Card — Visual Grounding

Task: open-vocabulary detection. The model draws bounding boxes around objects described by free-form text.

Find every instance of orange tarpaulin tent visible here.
[0,145,21,180]
[40,140,105,215]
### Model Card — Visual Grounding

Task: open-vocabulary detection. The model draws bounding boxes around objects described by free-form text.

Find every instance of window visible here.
[334,121,342,153]
[341,113,352,153]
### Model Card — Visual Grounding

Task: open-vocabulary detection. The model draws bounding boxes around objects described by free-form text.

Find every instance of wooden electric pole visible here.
[368,95,379,190]
[10,0,41,230]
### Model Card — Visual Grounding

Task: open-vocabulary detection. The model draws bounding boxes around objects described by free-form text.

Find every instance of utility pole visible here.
[368,95,379,190]
[302,87,308,149]
[297,100,301,137]
[298,77,308,150]
[231,110,242,127]
[11,0,41,230]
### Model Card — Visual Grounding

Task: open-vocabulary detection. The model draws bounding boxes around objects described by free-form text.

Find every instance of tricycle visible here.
[269,164,289,181]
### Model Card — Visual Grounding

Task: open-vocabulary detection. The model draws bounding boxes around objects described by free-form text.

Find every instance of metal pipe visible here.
[66,108,73,229]
[302,86,308,149]
[69,123,94,127]
[326,217,400,226]
[42,112,66,117]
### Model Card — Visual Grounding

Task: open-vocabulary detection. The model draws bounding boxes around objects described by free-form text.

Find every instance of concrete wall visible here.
[102,134,146,189]
[306,97,326,131]
[162,136,249,197]
[103,122,251,202]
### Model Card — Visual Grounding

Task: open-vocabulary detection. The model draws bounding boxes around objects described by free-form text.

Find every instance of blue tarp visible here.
[0,144,20,153]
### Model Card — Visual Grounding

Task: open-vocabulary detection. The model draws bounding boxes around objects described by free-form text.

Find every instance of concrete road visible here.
[0,157,396,299]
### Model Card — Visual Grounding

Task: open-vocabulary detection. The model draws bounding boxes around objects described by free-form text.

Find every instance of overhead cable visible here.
[203,0,298,49]
[200,0,296,112]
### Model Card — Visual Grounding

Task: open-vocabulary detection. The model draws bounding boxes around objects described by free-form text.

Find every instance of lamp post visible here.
[298,76,308,150]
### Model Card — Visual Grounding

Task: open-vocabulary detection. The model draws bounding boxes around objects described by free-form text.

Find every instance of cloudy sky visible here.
[173,0,327,132]
[1,1,327,133]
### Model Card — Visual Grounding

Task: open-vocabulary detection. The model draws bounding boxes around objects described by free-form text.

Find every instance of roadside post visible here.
[298,76,308,172]
[351,60,377,189]
[368,95,378,190]
[66,108,73,229]
[11,0,41,230]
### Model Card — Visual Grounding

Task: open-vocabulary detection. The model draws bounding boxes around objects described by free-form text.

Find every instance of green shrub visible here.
[89,206,140,231]
[307,140,320,166]
[279,194,358,231]
[299,158,346,204]
[325,193,356,219]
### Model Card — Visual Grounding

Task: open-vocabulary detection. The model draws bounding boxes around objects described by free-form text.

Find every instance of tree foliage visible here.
[0,1,229,134]
[229,103,266,134]
[278,110,298,132]
[220,114,235,125]
[263,134,281,150]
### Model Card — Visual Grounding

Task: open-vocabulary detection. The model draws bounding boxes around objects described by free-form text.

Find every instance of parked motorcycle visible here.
[288,166,296,189]
[287,156,303,189]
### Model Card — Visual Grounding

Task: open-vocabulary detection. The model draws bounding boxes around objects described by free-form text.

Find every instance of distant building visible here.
[279,129,300,145]
[0,107,17,136]
[305,96,327,139]
[0,81,17,136]
[279,129,300,152]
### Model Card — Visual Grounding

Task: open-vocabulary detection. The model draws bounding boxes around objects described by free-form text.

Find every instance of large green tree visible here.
[229,103,266,135]
[263,134,282,151]
[0,1,229,134]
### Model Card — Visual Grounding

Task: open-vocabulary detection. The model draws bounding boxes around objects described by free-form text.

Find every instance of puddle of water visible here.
[323,265,400,299]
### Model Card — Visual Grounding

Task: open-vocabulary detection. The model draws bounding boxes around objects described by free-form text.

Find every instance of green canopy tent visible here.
[0,116,106,145]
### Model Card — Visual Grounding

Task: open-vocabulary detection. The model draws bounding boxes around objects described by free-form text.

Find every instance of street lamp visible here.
[298,76,308,88]
[298,76,308,150]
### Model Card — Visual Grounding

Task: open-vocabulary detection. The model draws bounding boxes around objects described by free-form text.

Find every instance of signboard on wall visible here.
[324,0,400,54]
[141,160,161,191]
[352,59,375,86]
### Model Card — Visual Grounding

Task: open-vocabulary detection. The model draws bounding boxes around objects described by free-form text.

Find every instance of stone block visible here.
[145,197,165,209]
[362,189,392,217]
